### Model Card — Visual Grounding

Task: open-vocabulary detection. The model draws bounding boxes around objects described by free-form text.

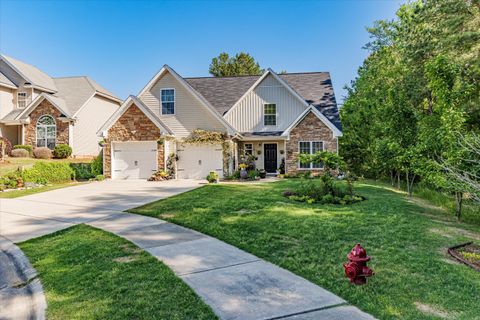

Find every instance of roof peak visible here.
[184,71,330,80]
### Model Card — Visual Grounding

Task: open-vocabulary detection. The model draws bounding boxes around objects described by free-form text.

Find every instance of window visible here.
[17,92,27,108]
[264,103,276,126]
[161,89,175,115]
[298,141,324,169]
[36,115,56,149]
[244,143,253,155]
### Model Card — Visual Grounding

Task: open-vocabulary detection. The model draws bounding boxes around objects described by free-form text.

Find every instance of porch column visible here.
[20,124,25,145]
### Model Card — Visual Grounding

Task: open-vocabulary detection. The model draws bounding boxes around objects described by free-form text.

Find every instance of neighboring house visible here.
[0,55,122,157]
[98,65,342,180]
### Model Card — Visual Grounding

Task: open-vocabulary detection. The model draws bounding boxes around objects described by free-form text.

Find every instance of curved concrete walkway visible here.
[0,180,375,320]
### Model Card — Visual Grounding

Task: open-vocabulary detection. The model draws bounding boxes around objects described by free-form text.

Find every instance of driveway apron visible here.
[0,180,375,320]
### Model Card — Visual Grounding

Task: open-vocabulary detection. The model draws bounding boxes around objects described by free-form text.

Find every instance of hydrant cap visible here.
[347,243,370,262]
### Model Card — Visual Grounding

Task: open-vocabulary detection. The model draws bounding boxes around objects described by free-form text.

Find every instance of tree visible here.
[209,52,264,77]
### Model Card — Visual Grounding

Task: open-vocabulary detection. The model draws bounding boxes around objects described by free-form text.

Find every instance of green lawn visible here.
[130,179,480,320]
[19,225,217,320]
[0,181,87,198]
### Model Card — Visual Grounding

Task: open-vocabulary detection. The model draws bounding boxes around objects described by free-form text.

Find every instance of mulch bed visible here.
[448,242,480,271]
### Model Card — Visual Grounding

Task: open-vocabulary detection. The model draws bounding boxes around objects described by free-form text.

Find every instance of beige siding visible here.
[0,86,15,118]
[139,72,226,138]
[239,140,285,171]
[72,95,120,156]
[224,74,307,132]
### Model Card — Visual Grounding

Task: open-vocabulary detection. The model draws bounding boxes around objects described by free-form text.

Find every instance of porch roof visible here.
[240,131,286,140]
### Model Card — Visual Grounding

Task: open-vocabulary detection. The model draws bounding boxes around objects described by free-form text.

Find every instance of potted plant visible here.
[259,169,267,178]
[239,163,248,179]
[206,171,219,183]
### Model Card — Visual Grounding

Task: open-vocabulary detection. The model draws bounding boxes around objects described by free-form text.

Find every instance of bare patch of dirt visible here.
[113,256,139,263]
[429,228,453,238]
[408,197,447,213]
[447,228,480,241]
[159,213,176,219]
[120,244,142,254]
[414,302,451,319]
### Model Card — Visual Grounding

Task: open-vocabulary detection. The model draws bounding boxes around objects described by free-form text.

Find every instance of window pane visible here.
[264,115,276,125]
[299,142,310,154]
[37,127,46,139]
[47,139,56,150]
[37,139,45,147]
[162,102,175,114]
[161,89,174,102]
[312,142,323,153]
[264,104,276,114]
[46,126,56,138]
[38,116,55,125]
[244,143,253,155]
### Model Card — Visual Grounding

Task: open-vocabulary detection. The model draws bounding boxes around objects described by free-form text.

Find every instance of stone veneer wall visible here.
[285,111,338,175]
[103,103,164,178]
[24,99,69,147]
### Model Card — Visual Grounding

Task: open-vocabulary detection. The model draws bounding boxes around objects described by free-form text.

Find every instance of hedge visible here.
[13,145,33,156]
[70,163,95,180]
[22,162,74,184]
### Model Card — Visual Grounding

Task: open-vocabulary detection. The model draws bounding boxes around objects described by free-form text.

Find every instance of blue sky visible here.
[0,0,401,102]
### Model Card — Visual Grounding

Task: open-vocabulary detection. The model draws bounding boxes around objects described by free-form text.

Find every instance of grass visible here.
[0,181,88,198]
[0,157,91,176]
[130,179,480,320]
[19,225,217,320]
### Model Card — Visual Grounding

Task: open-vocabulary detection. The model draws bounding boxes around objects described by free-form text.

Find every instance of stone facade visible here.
[24,99,69,147]
[285,111,338,175]
[103,103,164,178]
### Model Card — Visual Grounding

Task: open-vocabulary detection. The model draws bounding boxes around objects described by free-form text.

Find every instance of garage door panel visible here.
[177,144,223,180]
[112,142,157,180]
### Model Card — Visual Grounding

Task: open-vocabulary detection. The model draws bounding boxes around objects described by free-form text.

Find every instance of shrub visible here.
[91,152,103,176]
[282,189,297,197]
[11,149,29,158]
[0,174,19,189]
[33,147,52,159]
[96,174,105,181]
[247,169,260,180]
[22,162,74,184]
[70,163,94,180]
[13,145,33,156]
[206,171,219,183]
[53,144,72,159]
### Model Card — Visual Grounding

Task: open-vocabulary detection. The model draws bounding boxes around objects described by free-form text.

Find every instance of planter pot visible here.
[240,169,248,179]
[259,170,267,179]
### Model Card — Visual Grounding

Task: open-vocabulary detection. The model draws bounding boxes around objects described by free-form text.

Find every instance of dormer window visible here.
[17,92,27,108]
[264,103,276,126]
[161,89,175,115]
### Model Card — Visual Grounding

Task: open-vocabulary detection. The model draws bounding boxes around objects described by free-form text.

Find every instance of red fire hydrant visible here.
[343,243,374,285]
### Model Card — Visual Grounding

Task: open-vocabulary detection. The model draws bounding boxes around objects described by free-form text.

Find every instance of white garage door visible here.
[112,141,157,180]
[177,144,223,179]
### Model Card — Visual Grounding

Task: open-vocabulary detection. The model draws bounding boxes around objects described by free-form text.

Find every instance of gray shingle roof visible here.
[0,71,16,88]
[1,54,57,92]
[2,109,23,121]
[185,72,341,130]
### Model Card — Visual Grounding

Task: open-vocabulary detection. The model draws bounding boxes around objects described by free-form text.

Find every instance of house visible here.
[98,65,342,180]
[0,55,122,157]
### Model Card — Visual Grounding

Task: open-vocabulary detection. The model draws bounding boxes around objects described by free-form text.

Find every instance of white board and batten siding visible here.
[139,72,226,138]
[224,74,307,132]
[112,141,157,180]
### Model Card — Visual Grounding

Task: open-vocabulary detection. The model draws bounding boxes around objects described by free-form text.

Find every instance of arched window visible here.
[36,115,56,149]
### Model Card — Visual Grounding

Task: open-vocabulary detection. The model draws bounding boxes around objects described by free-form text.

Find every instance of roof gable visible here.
[17,93,71,120]
[97,95,172,137]
[283,106,342,138]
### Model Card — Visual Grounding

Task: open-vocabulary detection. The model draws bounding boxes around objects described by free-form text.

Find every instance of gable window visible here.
[17,92,27,108]
[244,143,253,155]
[161,89,175,115]
[36,115,56,149]
[298,141,324,169]
[264,103,276,126]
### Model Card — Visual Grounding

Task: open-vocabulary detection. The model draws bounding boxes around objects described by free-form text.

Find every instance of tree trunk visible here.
[455,192,463,222]
[390,170,395,187]
[408,174,416,198]
[406,170,410,196]
[397,171,401,189]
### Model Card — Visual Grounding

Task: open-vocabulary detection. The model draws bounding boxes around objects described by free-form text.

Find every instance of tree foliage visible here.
[209,52,264,77]
[340,0,480,217]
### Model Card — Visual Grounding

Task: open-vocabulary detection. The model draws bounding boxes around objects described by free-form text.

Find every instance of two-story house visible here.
[98,65,342,179]
[0,55,121,157]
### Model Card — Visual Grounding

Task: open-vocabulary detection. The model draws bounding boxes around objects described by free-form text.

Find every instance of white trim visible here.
[297,140,324,170]
[160,88,175,115]
[263,103,277,126]
[138,65,237,135]
[17,92,27,108]
[71,92,121,119]
[21,124,25,145]
[97,95,173,137]
[282,106,342,138]
[243,143,253,156]
[71,93,95,118]
[68,122,74,149]
[0,82,17,90]
[36,114,56,149]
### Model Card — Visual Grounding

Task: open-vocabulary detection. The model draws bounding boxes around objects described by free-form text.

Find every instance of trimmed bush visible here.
[96,174,105,181]
[53,144,72,159]
[206,171,219,183]
[13,145,33,156]
[22,162,74,184]
[33,147,52,159]
[11,149,29,158]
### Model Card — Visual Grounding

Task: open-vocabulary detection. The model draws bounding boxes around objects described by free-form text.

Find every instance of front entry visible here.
[264,143,277,173]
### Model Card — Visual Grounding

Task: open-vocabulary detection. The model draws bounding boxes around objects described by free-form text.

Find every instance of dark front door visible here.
[264,143,277,173]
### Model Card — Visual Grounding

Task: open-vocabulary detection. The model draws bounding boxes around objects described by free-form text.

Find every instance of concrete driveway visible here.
[0,179,201,243]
